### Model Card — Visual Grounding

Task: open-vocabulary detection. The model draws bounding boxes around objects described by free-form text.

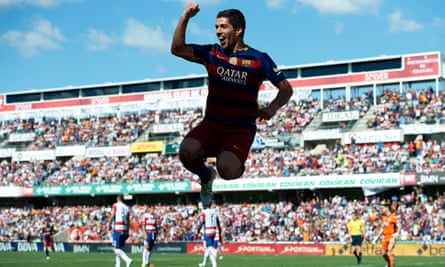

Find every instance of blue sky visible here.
[0,0,444,93]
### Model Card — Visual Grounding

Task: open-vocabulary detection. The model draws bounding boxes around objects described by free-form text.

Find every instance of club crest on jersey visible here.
[216,66,247,85]
[241,59,252,67]
[229,57,238,65]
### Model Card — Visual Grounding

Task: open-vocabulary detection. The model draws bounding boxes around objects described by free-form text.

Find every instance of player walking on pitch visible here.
[107,195,133,267]
[141,205,157,267]
[171,2,293,206]
[347,210,365,264]
[197,203,222,267]
[373,202,400,267]
[41,219,56,260]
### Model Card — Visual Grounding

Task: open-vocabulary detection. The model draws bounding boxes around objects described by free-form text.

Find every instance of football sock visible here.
[202,247,209,265]
[115,248,131,262]
[143,249,147,264]
[388,255,394,267]
[198,167,212,183]
[115,256,121,267]
[146,249,151,265]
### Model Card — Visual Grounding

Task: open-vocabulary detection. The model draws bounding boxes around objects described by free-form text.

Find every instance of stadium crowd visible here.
[0,135,443,186]
[0,191,444,244]
[368,87,445,129]
[0,87,444,185]
[1,86,445,245]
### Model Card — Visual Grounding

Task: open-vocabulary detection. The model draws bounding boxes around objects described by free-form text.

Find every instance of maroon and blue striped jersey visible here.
[191,44,286,130]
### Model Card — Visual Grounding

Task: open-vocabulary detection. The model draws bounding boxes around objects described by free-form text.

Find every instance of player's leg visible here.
[354,236,363,264]
[357,244,363,264]
[357,243,363,264]
[143,246,153,267]
[218,245,223,260]
[381,239,390,267]
[214,241,221,260]
[216,151,243,179]
[142,244,147,266]
[180,137,208,179]
[44,243,50,259]
[142,232,150,266]
[350,244,357,258]
[144,233,155,267]
[199,238,209,267]
[387,239,396,267]
[216,127,254,180]
[208,246,217,267]
[112,232,120,267]
[113,233,132,267]
[179,123,217,205]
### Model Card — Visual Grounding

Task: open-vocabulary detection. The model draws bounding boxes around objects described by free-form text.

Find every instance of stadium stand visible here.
[0,51,445,247]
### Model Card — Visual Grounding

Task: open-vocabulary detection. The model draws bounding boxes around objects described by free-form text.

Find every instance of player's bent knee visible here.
[217,165,243,180]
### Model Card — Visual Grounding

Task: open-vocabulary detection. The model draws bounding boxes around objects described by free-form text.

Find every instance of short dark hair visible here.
[217,9,246,36]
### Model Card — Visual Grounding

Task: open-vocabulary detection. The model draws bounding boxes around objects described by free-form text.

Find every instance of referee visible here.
[347,209,365,264]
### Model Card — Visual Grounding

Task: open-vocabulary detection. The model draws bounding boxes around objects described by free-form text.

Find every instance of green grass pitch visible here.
[0,252,444,267]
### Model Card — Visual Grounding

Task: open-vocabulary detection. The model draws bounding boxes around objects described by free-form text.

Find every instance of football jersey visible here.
[191,44,286,130]
[112,201,130,232]
[201,208,219,237]
[143,213,157,233]
[41,224,54,241]
[347,219,365,236]
[382,213,398,237]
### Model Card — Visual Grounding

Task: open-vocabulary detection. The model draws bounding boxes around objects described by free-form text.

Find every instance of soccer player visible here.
[107,195,133,267]
[141,205,157,267]
[171,2,293,206]
[199,214,223,266]
[373,202,400,267]
[347,210,365,264]
[197,203,222,267]
[41,219,55,260]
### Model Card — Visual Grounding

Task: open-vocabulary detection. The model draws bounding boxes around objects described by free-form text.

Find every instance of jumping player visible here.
[171,2,293,206]
[107,195,133,267]
[141,205,157,267]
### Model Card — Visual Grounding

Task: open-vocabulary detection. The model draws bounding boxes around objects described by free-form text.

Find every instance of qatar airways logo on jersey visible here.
[216,66,247,85]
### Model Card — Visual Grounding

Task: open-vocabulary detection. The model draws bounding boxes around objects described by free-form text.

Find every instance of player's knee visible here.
[180,139,203,164]
[217,151,244,179]
[216,162,243,179]
[179,143,193,161]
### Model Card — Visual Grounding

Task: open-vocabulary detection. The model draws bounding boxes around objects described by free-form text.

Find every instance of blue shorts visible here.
[144,232,156,247]
[351,235,363,246]
[213,240,220,249]
[203,235,217,248]
[112,232,129,249]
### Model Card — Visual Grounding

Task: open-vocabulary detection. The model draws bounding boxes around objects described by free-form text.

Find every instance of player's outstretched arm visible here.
[171,2,203,63]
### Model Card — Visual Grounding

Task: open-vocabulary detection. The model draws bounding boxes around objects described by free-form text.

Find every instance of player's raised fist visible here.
[183,2,200,19]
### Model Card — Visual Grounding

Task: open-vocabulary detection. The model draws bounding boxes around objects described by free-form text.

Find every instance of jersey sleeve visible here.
[260,52,286,86]
[190,44,213,63]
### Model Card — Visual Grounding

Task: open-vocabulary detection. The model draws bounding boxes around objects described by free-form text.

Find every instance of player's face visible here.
[215,17,239,53]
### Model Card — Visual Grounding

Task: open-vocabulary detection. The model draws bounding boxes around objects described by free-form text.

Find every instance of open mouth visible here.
[218,36,226,46]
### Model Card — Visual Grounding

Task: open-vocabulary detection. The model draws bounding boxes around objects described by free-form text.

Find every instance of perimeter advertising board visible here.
[326,243,445,256]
